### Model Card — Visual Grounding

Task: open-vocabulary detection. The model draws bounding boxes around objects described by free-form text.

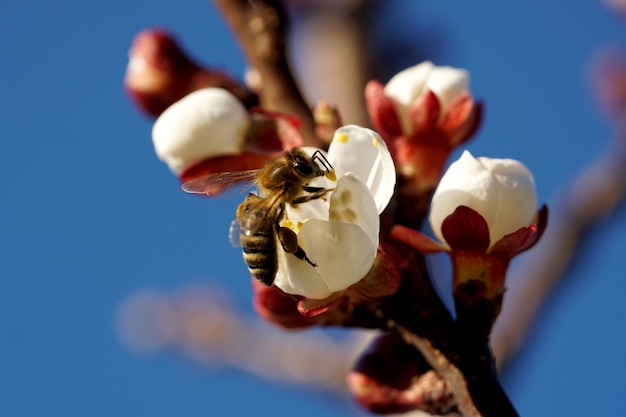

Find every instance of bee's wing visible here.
[228,218,242,248]
[181,169,260,196]
[237,193,282,237]
[238,202,271,236]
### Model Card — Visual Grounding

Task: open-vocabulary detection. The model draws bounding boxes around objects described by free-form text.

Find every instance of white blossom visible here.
[152,88,249,174]
[429,150,537,251]
[384,61,469,135]
[273,125,396,299]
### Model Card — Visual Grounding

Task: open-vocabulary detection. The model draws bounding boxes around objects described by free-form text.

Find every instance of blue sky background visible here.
[1,1,625,416]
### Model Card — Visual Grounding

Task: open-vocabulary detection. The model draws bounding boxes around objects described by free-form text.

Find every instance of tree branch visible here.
[373,248,519,417]
[213,0,320,145]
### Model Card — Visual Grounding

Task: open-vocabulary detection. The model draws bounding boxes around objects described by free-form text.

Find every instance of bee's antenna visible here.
[311,150,334,173]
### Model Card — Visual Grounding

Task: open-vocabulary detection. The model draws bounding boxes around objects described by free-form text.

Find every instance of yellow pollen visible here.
[343,208,357,222]
[325,169,337,182]
[340,190,352,204]
[336,133,349,143]
[372,136,379,147]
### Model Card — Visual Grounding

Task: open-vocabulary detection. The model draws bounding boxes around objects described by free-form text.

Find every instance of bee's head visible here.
[290,148,334,180]
[291,154,320,179]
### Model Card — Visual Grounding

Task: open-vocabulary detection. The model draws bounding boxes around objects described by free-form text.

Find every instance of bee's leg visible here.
[291,187,334,205]
[276,225,316,267]
[302,186,326,193]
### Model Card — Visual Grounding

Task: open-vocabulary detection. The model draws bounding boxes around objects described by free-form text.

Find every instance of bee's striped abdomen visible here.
[241,226,277,286]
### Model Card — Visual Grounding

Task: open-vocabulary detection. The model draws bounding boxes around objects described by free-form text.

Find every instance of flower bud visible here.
[124,28,256,117]
[392,151,547,333]
[365,61,481,203]
[429,150,538,250]
[152,88,249,174]
[383,61,469,136]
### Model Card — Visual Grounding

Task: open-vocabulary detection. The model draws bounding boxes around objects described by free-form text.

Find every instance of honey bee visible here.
[182,148,336,286]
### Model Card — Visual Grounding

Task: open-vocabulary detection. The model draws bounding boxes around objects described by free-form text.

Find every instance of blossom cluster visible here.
[125,28,547,415]
[142,60,545,314]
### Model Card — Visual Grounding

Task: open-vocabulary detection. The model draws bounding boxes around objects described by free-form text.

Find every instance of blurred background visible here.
[1,0,625,416]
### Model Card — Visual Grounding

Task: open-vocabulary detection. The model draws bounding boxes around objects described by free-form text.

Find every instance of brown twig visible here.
[372,245,519,417]
[213,0,320,146]
[393,327,480,417]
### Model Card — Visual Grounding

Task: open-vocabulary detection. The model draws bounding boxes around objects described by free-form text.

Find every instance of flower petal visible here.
[273,236,325,299]
[429,150,499,245]
[490,205,548,256]
[251,279,319,329]
[297,292,343,317]
[383,61,434,135]
[152,88,249,173]
[384,61,433,120]
[365,80,404,139]
[408,90,441,133]
[329,173,380,246]
[438,91,473,134]
[327,125,396,213]
[276,173,380,299]
[477,156,537,245]
[384,61,433,105]
[352,248,402,299]
[275,219,377,300]
[425,66,469,114]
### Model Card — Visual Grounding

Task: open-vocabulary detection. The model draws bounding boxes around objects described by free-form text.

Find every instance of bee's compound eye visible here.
[293,158,314,177]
